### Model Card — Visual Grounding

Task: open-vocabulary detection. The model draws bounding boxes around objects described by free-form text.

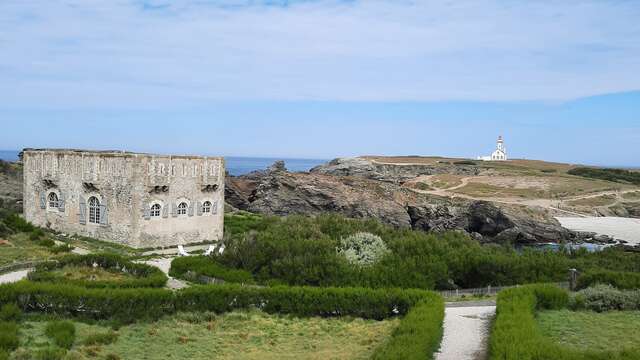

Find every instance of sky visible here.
[0,1,639,166]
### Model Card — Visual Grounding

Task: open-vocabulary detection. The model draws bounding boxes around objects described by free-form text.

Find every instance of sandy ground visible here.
[0,269,30,285]
[141,244,213,256]
[436,305,496,360]
[556,217,640,245]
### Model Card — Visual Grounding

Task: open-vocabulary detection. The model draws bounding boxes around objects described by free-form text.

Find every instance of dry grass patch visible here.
[15,311,398,360]
[566,194,617,207]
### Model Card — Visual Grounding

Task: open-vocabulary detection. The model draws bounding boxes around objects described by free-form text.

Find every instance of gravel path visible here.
[141,257,189,290]
[556,216,640,245]
[0,269,30,285]
[436,305,495,360]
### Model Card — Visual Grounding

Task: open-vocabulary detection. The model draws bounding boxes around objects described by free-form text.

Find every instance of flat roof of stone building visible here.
[22,148,223,160]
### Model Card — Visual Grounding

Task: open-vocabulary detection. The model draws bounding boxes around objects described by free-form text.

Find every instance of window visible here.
[177,202,188,215]
[48,192,59,208]
[150,203,161,217]
[89,196,101,224]
[202,201,212,214]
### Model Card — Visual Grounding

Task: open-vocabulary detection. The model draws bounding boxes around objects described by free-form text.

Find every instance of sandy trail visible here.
[436,305,495,360]
[141,257,189,289]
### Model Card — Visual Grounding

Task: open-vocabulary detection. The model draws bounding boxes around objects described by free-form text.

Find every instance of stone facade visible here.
[22,149,225,248]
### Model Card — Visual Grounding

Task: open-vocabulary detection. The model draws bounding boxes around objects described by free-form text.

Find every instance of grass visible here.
[566,194,617,207]
[48,265,133,283]
[14,311,398,360]
[536,310,640,353]
[0,233,59,268]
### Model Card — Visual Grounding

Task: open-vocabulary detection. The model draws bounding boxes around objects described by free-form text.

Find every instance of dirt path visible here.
[436,304,495,360]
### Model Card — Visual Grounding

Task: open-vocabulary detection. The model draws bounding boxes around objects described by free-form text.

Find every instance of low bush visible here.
[453,160,477,165]
[36,238,56,248]
[0,303,21,322]
[28,253,167,288]
[372,299,445,360]
[176,285,436,320]
[570,285,640,312]
[0,350,7,360]
[0,322,19,352]
[2,213,35,233]
[489,284,640,359]
[0,280,438,321]
[170,256,254,284]
[577,270,640,290]
[82,331,119,346]
[338,232,389,267]
[568,167,640,185]
[45,320,76,349]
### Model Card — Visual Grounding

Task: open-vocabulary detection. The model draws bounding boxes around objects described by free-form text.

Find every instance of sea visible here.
[0,150,327,176]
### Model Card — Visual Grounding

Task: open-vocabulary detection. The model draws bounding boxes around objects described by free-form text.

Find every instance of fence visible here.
[438,282,570,299]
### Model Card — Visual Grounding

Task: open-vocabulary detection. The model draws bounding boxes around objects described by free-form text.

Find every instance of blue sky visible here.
[0,1,639,165]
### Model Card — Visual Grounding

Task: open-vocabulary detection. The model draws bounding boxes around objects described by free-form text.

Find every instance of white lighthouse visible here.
[478,136,508,161]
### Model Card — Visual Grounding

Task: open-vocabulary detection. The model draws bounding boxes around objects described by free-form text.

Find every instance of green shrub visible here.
[0,322,19,352]
[33,347,67,360]
[170,256,254,284]
[577,270,640,290]
[0,281,439,321]
[218,213,640,290]
[570,285,640,312]
[0,349,7,360]
[82,331,118,346]
[45,321,76,349]
[568,167,640,185]
[372,299,445,360]
[2,213,35,233]
[453,160,477,165]
[28,254,167,288]
[0,281,174,321]
[36,238,56,248]
[0,303,21,322]
[176,285,435,320]
[337,232,389,267]
[105,354,121,360]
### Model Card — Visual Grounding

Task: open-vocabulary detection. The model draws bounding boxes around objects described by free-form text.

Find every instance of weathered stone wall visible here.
[23,149,224,248]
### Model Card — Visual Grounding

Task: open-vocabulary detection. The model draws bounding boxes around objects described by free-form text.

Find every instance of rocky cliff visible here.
[226,160,581,244]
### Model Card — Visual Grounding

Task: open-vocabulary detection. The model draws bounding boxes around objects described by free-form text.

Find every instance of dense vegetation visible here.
[0,281,438,321]
[218,213,640,290]
[489,284,640,359]
[571,285,640,312]
[170,256,254,284]
[568,167,640,185]
[28,253,168,288]
[577,270,640,290]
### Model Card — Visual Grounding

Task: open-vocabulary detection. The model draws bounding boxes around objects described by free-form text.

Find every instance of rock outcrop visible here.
[226,161,580,244]
[311,157,480,183]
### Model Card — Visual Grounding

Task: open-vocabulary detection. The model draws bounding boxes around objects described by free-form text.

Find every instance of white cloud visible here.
[0,0,639,107]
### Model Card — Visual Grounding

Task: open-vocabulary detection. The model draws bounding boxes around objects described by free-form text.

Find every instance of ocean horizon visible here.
[0,150,327,176]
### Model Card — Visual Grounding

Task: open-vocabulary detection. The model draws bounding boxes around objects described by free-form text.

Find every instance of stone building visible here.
[22,149,225,248]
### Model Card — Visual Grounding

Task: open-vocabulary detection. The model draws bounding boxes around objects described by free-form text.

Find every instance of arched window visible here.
[177,202,188,215]
[150,203,161,217]
[88,196,101,224]
[202,201,212,214]
[48,192,59,208]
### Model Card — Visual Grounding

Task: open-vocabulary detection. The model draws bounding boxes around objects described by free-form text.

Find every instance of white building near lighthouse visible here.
[478,136,508,161]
